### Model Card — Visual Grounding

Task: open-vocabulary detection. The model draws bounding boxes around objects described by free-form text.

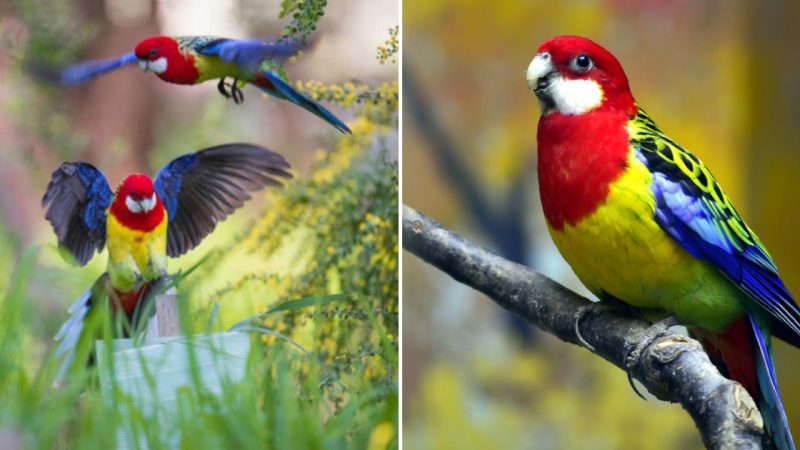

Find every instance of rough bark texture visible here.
[403,205,764,450]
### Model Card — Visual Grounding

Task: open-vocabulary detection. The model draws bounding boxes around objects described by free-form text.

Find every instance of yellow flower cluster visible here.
[377,26,399,65]
[182,104,398,407]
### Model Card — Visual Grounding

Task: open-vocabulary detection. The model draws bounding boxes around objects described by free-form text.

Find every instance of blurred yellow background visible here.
[402,1,800,448]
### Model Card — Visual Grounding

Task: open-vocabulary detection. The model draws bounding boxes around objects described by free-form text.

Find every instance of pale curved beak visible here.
[526,52,555,92]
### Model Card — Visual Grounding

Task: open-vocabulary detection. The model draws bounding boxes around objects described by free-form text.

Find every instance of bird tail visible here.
[252,69,351,134]
[695,315,795,450]
[748,312,796,450]
[53,275,165,385]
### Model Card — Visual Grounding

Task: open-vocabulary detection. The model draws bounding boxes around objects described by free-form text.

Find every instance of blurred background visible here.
[403,1,800,448]
[0,0,398,447]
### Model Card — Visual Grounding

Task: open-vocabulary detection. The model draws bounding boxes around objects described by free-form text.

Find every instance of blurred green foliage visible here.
[377,26,399,65]
[280,0,328,42]
[184,114,398,411]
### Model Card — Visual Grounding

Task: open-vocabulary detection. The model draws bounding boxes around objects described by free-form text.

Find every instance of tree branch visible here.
[402,205,764,450]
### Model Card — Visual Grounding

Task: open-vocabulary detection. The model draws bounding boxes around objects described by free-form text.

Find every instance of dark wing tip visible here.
[162,143,292,257]
[42,161,110,266]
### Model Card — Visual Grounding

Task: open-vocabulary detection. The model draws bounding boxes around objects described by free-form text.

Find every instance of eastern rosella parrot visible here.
[43,143,291,376]
[58,36,351,133]
[526,36,798,449]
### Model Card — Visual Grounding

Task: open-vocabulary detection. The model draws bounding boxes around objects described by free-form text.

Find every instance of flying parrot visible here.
[526,36,798,449]
[57,36,351,134]
[43,143,292,376]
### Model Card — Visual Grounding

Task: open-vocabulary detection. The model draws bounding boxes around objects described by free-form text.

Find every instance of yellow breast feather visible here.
[106,212,168,292]
[547,151,744,331]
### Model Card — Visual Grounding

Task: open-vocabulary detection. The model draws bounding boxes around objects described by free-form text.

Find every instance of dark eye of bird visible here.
[573,54,593,71]
[149,48,157,58]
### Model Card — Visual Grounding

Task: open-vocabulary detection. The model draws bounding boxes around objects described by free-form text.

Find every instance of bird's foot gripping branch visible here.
[402,205,764,450]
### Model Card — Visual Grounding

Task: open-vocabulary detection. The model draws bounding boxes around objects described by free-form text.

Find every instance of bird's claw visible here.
[574,302,602,351]
[230,79,244,104]
[134,273,146,286]
[216,77,245,104]
[217,77,231,99]
[624,315,681,401]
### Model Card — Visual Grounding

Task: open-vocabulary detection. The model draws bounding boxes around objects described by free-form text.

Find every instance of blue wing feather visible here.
[153,153,198,220]
[60,52,138,86]
[630,109,800,337]
[42,162,113,265]
[153,144,291,257]
[197,39,299,75]
[78,164,114,232]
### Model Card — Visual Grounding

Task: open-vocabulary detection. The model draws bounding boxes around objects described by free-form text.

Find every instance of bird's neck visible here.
[109,197,166,232]
[158,51,200,85]
[537,109,633,230]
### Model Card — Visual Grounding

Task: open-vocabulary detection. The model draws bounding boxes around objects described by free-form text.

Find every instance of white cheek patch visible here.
[548,77,605,115]
[126,195,142,213]
[142,193,157,212]
[146,57,167,74]
[125,193,157,214]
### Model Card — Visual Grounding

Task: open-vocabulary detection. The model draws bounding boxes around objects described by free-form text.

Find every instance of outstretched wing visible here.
[630,109,800,336]
[195,38,300,75]
[42,162,113,265]
[153,143,292,257]
[59,52,138,85]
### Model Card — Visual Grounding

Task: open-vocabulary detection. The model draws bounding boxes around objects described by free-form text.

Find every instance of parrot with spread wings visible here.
[43,143,291,377]
[527,36,798,449]
[58,36,350,133]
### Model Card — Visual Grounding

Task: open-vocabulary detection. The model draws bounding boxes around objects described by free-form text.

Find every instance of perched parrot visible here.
[58,36,351,134]
[526,36,798,449]
[43,143,291,375]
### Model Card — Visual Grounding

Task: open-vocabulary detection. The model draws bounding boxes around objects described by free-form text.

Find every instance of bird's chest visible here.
[193,56,243,83]
[106,212,168,273]
[544,154,743,329]
[546,154,672,299]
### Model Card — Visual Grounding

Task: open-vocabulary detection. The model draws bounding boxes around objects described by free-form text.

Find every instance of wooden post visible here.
[146,289,180,338]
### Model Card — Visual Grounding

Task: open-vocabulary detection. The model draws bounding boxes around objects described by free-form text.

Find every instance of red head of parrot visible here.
[109,173,166,233]
[134,36,200,85]
[526,36,637,230]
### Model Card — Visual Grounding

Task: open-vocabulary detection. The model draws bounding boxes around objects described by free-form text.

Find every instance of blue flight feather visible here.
[77,164,113,232]
[638,147,800,336]
[257,70,351,134]
[652,172,735,254]
[748,312,795,450]
[60,51,138,86]
[198,39,299,75]
[153,153,198,220]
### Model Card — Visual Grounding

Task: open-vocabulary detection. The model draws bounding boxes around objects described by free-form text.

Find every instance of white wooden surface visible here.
[97,294,250,449]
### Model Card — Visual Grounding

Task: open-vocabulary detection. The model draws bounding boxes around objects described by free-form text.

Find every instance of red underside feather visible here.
[253,72,275,91]
[693,318,759,399]
[111,283,152,319]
